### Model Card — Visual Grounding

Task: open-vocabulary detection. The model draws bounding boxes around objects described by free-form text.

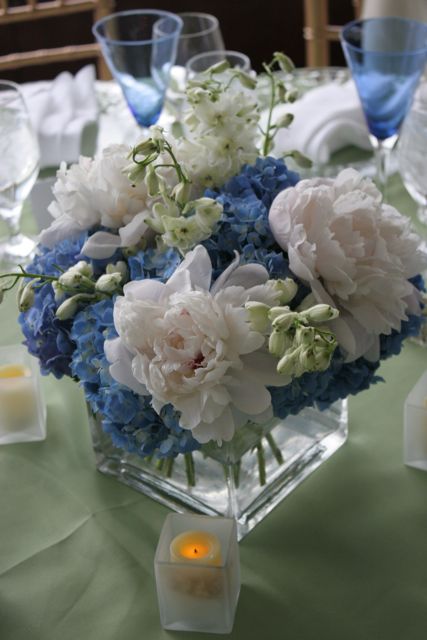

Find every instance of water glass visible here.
[155,12,225,101]
[341,17,427,194]
[186,50,251,80]
[93,10,183,127]
[398,93,427,226]
[0,81,39,267]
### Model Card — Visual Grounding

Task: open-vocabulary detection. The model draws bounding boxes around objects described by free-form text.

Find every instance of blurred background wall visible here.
[1,0,357,83]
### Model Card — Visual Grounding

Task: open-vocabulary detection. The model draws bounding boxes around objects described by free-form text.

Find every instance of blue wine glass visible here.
[93,10,183,127]
[341,17,427,194]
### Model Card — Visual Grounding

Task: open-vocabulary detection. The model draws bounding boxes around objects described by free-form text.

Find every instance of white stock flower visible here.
[39,145,151,259]
[269,169,426,362]
[105,246,288,444]
[175,73,260,192]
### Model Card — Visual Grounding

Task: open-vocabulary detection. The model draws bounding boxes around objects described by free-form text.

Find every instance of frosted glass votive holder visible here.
[404,370,427,470]
[154,513,240,634]
[0,344,46,444]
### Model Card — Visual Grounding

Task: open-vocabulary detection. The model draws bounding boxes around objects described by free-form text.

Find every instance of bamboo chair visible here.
[303,0,362,66]
[0,0,112,78]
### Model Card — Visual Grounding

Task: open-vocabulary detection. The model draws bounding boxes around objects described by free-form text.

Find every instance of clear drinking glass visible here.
[93,10,183,127]
[341,17,427,195]
[0,81,39,267]
[186,50,251,80]
[155,12,225,99]
[398,97,427,226]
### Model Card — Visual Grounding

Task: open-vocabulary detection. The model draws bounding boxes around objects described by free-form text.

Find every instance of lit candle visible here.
[0,363,37,431]
[155,514,240,633]
[170,530,222,566]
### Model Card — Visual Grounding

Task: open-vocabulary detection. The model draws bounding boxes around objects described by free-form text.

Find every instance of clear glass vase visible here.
[88,400,348,539]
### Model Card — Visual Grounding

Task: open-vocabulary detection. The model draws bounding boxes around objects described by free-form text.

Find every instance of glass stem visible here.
[3,205,22,241]
[370,134,397,201]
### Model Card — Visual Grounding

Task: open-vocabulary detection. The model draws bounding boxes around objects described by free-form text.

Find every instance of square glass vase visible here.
[88,399,348,539]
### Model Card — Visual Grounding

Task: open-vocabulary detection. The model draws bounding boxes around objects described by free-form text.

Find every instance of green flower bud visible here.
[287,150,313,169]
[271,278,298,304]
[295,326,315,346]
[127,161,146,184]
[313,346,333,371]
[296,293,317,312]
[106,261,129,283]
[95,273,123,293]
[18,282,35,312]
[300,304,339,323]
[277,348,300,375]
[275,113,294,128]
[133,138,158,157]
[208,60,230,74]
[298,346,316,371]
[273,51,295,73]
[52,281,65,303]
[150,125,165,144]
[172,181,192,206]
[236,70,257,90]
[55,295,80,321]
[145,167,160,197]
[269,308,298,330]
[74,261,93,278]
[269,329,288,357]
[245,301,270,332]
[285,89,298,103]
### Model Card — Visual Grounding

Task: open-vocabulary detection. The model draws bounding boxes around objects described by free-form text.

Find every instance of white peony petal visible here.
[191,405,236,444]
[228,370,272,414]
[122,279,166,302]
[105,337,149,395]
[38,215,86,248]
[118,212,149,246]
[167,245,212,293]
[217,263,270,291]
[81,231,122,259]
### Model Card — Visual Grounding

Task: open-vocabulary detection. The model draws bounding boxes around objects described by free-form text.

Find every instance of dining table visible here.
[1,76,427,640]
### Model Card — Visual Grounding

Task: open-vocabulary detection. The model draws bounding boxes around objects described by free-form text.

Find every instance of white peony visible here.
[39,145,151,258]
[269,169,426,362]
[105,245,289,444]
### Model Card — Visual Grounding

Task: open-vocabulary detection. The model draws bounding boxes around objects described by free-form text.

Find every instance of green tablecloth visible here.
[1,175,427,640]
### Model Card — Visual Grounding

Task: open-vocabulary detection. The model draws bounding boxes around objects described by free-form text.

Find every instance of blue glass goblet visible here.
[93,10,183,127]
[341,17,427,194]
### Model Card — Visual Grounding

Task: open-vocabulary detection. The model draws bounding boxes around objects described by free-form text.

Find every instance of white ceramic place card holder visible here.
[404,370,427,470]
[154,513,240,634]
[0,344,46,444]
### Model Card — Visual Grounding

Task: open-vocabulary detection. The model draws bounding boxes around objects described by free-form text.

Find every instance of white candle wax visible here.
[0,364,37,431]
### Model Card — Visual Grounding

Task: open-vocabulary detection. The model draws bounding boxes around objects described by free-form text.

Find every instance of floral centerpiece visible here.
[1,54,426,537]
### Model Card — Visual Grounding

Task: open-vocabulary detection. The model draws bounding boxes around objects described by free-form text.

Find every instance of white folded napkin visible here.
[269,80,371,165]
[22,65,98,169]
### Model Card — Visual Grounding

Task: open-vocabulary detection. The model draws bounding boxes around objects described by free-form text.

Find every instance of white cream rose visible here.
[269,169,426,361]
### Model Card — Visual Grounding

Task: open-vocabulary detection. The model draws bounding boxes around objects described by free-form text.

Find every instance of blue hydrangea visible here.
[127,245,181,281]
[19,234,88,378]
[71,298,199,459]
[204,156,299,275]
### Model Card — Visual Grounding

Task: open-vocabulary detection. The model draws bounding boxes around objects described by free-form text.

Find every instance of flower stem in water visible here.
[184,452,196,487]
[256,442,266,486]
[266,432,284,465]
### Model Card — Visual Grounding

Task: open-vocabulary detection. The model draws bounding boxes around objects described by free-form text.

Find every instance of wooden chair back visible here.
[0,0,112,78]
[303,0,362,67]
